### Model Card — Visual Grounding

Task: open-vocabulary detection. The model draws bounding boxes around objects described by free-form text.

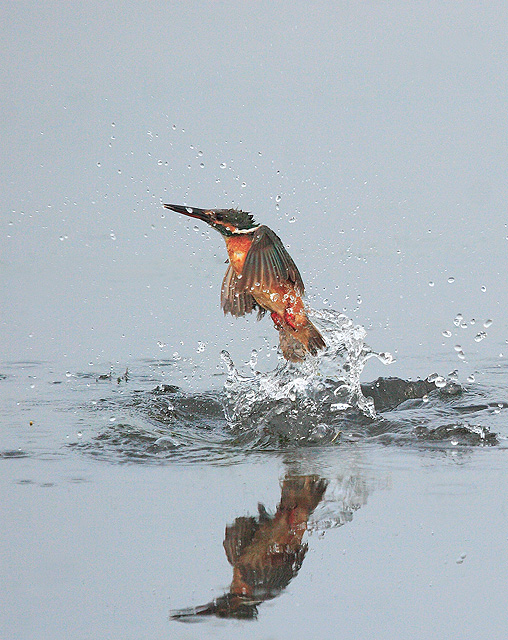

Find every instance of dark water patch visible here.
[414,423,497,446]
[0,449,30,459]
[360,377,441,411]
[71,374,508,467]
[72,384,258,465]
[72,368,130,384]
[372,380,505,448]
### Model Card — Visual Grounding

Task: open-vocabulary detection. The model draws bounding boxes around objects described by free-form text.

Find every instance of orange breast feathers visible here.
[225,235,254,275]
[224,234,307,328]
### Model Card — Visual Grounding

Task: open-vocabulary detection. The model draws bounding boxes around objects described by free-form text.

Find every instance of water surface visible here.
[2,347,507,639]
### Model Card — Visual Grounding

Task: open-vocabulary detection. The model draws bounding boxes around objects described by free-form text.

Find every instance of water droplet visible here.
[434,376,446,388]
[193,225,199,232]
[483,319,493,328]
[357,295,362,305]
[442,330,452,337]
[199,162,204,168]
[109,416,116,422]
[196,341,206,353]
[96,162,101,167]
[428,281,435,287]
[275,195,281,203]
[481,285,487,292]
[172,351,181,361]
[331,402,350,412]
[422,394,429,403]
[220,162,226,169]
[249,349,258,371]
[117,169,121,174]
[172,124,176,130]
[289,216,296,223]
[457,350,465,360]
[109,232,116,240]
[220,350,238,378]
[451,438,459,446]
[467,374,475,383]
[157,341,166,349]
[111,122,116,127]
[241,182,246,188]
[456,553,466,564]
[197,150,203,157]
[453,313,463,327]
[447,276,455,283]
[474,331,487,342]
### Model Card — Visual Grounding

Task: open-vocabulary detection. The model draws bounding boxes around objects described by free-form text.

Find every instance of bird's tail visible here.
[278,320,326,362]
[305,319,326,356]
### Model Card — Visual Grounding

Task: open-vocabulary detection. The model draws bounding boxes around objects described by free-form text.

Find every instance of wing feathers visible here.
[221,264,258,317]
[221,225,304,322]
[241,226,304,294]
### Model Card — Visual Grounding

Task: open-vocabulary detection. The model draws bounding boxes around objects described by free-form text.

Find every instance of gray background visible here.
[2,1,507,382]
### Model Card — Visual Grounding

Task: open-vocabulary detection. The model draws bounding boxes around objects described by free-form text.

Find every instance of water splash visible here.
[221,309,393,442]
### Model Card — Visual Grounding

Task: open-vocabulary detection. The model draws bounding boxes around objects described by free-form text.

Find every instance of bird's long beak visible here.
[163,204,212,223]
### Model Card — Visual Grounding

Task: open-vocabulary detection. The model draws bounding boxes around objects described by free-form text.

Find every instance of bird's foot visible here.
[271,312,283,330]
[284,308,297,331]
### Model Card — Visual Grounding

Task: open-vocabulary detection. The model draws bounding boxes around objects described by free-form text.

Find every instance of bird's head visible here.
[163,204,258,236]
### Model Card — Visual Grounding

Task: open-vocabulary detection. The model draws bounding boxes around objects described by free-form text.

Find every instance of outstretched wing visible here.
[221,264,266,318]
[240,226,305,295]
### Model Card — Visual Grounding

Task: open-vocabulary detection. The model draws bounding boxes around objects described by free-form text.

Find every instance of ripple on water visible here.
[69,311,507,464]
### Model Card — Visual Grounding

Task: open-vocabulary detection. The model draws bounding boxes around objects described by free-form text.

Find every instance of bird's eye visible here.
[215,213,223,222]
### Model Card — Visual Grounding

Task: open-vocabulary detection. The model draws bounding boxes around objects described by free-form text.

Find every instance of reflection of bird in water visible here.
[170,475,327,620]
[164,204,326,362]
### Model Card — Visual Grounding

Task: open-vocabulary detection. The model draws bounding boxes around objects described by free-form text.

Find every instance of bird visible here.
[170,475,328,620]
[163,204,326,362]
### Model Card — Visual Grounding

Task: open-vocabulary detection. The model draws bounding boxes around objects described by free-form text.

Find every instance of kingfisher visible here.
[170,475,328,620]
[164,204,326,362]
